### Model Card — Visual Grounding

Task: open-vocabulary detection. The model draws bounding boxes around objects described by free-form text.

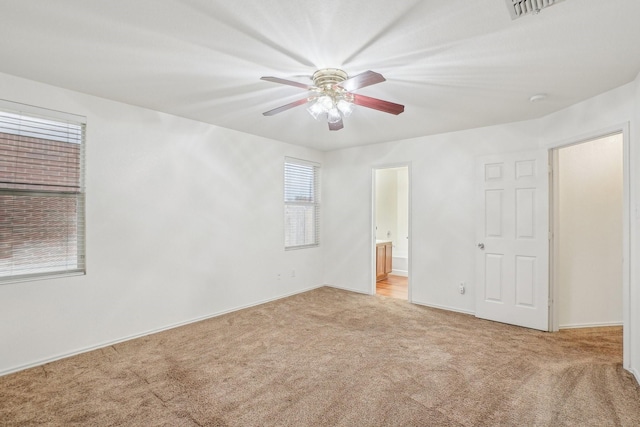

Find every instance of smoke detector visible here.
[505,0,566,20]
[529,93,547,102]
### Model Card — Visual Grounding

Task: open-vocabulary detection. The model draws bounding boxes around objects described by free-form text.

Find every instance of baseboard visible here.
[390,270,408,277]
[631,368,640,386]
[559,321,623,329]
[325,284,372,295]
[411,299,475,316]
[0,284,325,378]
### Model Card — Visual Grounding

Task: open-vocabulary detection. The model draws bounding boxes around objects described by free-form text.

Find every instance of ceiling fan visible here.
[260,68,404,131]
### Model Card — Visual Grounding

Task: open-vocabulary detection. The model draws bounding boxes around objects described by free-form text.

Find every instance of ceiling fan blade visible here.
[352,94,405,115]
[261,76,313,90]
[338,70,385,92]
[262,97,310,116]
[328,118,344,131]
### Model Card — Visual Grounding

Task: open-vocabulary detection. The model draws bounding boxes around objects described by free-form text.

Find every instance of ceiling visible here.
[1,0,639,151]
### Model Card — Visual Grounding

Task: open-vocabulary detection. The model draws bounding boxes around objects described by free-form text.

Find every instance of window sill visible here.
[0,270,86,285]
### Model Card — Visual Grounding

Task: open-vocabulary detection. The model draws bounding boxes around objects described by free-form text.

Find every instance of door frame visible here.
[371,163,412,301]
[546,123,630,370]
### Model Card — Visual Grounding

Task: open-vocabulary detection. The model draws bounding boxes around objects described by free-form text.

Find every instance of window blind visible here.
[284,158,319,249]
[0,104,86,282]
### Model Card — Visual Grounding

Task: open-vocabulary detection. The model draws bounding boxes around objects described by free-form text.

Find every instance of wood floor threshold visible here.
[376,274,408,299]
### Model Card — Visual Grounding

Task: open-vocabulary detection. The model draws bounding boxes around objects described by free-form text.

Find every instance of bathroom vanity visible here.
[375,240,392,281]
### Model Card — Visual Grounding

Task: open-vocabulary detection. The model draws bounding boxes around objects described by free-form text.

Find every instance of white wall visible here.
[557,134,623,328]
[0,72,324,375]
[323,121,541,313]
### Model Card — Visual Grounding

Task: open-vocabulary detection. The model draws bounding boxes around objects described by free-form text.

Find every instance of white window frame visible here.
[0,100,86,284]
[284,157,320,250]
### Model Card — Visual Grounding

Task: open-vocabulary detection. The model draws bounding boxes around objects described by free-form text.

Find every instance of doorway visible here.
[373,165,410,300]
[550,132,624,332]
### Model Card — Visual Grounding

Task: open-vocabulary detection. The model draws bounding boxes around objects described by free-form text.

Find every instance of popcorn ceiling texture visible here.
[1,286,639,426]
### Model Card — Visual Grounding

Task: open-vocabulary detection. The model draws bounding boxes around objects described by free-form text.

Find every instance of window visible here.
[0,101,86,283]
[284,158,319,249]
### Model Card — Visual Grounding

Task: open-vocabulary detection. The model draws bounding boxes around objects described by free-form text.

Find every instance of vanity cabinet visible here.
[376,241,392,281]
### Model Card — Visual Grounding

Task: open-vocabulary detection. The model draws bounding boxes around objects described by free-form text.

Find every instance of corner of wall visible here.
[631,71,640,379]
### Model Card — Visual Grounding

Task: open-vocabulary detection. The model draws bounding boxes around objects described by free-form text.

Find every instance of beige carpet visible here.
[1,286,639,426]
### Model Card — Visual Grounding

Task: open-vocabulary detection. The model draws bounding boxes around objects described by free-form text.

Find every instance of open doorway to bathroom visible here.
[373,165,410,300]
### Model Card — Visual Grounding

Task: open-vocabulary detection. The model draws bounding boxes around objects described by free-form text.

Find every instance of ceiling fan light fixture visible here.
[261,68,404,131]
[318,95,334,110]
[337,99,354,117]
[306,70,355,125]
[306,99,326,120]
[327,107,342,124]
[306,83,355,124]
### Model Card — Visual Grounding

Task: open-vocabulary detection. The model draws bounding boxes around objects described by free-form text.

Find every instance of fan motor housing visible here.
[312,68,348,89]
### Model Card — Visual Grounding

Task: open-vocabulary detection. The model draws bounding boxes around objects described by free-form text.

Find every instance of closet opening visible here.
[549,131,626,364]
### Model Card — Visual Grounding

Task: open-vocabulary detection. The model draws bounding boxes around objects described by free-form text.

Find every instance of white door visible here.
[476,150,549,331]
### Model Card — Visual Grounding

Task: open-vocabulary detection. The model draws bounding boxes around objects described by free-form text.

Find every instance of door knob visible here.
[478,243,485,250]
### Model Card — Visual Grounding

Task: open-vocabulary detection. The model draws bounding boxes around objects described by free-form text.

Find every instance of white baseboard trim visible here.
[390,270,408,277]
[411,299,475,316]
[0,284,325,378]
[325,284,372,295]
[559,321,623,330]
[631,368,640,386]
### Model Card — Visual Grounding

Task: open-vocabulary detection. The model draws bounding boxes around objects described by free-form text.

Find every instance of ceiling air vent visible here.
[505,0,565,20]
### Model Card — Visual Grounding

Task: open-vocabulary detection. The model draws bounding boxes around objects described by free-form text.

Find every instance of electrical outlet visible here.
[276,273,281,280]
[291,269,296,278]
[459,282,465,295]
